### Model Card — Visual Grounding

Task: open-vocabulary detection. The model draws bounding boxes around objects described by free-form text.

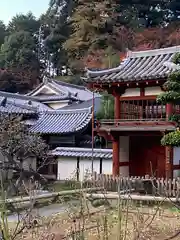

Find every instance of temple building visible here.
[27,77,101,109]
[84,45,180,178]
[0,86,111,181]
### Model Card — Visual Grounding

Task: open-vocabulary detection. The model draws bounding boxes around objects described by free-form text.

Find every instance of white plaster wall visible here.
[119,136,129,163]
[119,136,129,176]
[57,157,104,181]
[48,102,69,109]
[173,147,180,165]
[79,158,100,181]
[101,160,112,175]
[57,157,77,180]
[121,88,140,97]
[145,86,163,96]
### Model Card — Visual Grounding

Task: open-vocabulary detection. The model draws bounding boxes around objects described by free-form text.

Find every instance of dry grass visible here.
[16,204,180,240]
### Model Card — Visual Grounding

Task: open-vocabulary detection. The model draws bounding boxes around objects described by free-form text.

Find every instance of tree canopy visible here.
[0,0,179,90]
[0,30,40,91]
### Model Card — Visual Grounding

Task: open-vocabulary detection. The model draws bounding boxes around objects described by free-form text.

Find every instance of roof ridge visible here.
[41,107,92,115]
[53,147,113,153]
[128,45,180,58]
[53,79,86,90]
[0,91,40,101]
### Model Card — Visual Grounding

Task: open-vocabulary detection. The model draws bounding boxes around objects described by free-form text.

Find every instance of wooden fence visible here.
[92,173,180,197]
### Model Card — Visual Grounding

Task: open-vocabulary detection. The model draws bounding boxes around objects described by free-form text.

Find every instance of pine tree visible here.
[63,0,133,69]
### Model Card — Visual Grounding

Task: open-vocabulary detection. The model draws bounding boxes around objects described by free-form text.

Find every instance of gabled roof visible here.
[30,107,92,134]
[27,78,101,101]
[85,46,180,83]
[51,147,112,159]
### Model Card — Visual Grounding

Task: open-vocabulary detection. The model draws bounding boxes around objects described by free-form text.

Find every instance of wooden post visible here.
[166,103,173,120]
[165,146,173,179]
[165,103,173,178]
[114,94,120,121]
[77,157,80,181]
[112,135,119,176]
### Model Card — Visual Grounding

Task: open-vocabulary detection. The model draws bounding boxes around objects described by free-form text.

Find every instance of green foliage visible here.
[96,93,114,120]
[0,31,40,90]
[63,0,133,63]
[102,46,121,68]
[161,130,180,146]
[0,31,38,68]
[0,21,6,48]
[157,52,180,146]
[169,114,180,123]
[7,12,40,34]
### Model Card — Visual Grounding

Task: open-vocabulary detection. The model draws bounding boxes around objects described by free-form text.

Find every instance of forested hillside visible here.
[0,0,180,92]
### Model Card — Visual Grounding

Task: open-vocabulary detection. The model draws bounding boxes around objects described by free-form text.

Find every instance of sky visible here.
[0,0,50,25]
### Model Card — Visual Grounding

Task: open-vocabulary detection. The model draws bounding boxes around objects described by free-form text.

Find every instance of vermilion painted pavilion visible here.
[84,46,180,178]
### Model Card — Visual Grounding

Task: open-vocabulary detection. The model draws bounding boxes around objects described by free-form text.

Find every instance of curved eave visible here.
[29,107,92,135]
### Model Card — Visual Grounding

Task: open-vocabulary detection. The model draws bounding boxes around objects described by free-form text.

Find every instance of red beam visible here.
[120,95,157,101]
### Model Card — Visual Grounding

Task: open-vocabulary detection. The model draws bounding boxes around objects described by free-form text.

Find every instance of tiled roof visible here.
[28,79,101,101]
[33,94,78,102]
[85,46,180,83]
[0,96,37,114]
[0,91,50,112]
[61,97,102,114]
[30,107,92,134]
[51,147,112,159]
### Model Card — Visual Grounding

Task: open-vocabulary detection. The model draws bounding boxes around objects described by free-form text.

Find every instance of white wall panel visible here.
[101,160,112,174]
[121,88,140,97]
[57,157,77,180]
[173,147,180,165]
[145,86,163,96]
[119,136,129,162]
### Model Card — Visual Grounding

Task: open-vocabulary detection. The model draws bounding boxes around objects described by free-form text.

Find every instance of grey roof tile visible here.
[0,91,50,111]
[61,97,102,114]
[30,107,92,134]
[85,46,180,83]
[51,147,112,159]
[33,94,78,102]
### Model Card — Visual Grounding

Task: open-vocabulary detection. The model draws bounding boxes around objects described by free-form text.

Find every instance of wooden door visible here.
[130,136,165,177]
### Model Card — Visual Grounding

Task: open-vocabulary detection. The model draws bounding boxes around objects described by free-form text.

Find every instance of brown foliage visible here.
[0,67,40,93]
[134,24,180,51]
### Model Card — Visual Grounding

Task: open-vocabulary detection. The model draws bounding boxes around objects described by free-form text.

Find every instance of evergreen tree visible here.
[0,31,40,92]
[63,0,133,70]
[40,0,75,75]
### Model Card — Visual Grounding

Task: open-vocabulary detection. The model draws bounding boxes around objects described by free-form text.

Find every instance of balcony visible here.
[95,99,179,130]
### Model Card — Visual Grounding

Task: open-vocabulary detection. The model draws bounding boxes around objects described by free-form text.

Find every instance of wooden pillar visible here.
[165,103,173,178]
[165,146,173,179]
[112,135,119,176]
[114,94,120,120]
[166,103,173,120]
[77,157,80,181]
[100,158,102,174]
